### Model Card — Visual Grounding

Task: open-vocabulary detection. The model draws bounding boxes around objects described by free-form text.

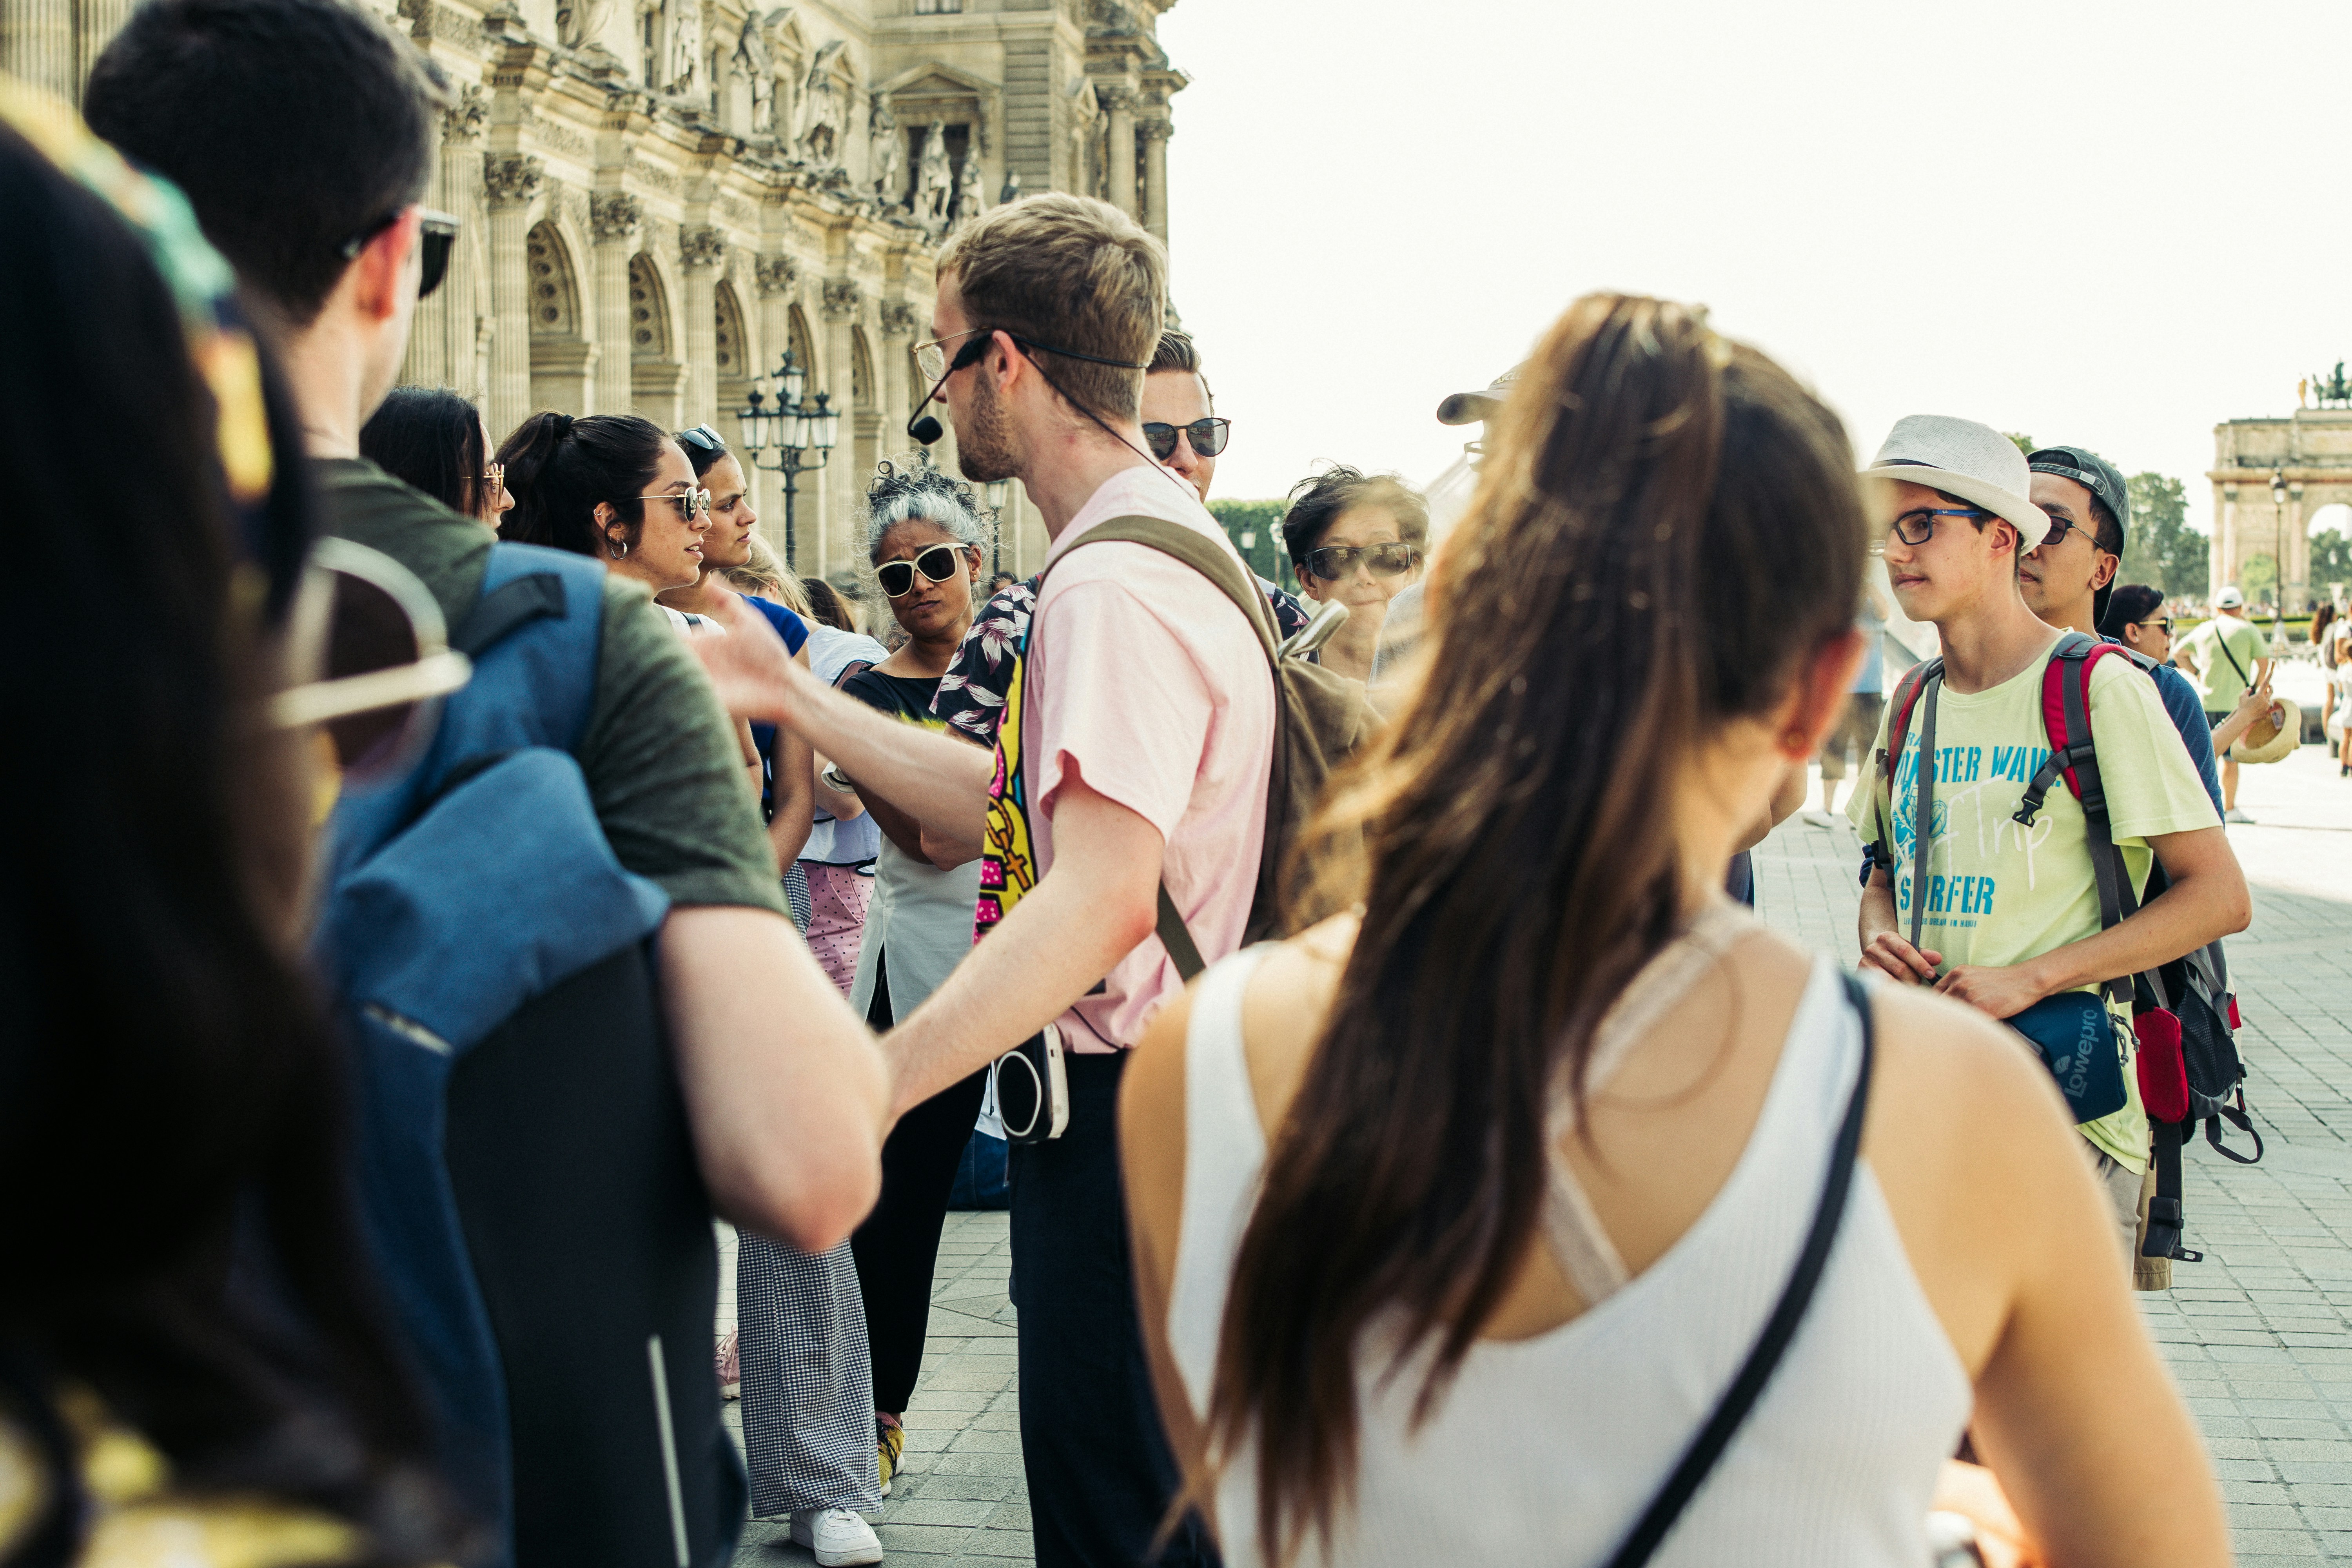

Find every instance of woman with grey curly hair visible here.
[832,457,994,1492]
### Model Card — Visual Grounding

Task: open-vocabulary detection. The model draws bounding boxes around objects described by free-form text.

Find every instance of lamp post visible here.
[736,348,840,571]
[2272,468,2288,639]
[983,479,1010,577]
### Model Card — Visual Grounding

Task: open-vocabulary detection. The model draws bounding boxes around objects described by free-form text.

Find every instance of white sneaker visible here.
[1800,811,1834,828]
[2225,807,2257,825]
[791,1508,882,1566]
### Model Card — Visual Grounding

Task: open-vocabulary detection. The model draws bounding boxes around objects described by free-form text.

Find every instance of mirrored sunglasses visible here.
[876,543,969,599]
[1303,542,1418,581]
[1142,418,1231,461]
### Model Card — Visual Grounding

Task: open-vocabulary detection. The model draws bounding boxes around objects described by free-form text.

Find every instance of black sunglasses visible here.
[1303,542,1419,581]
[876,543,970,599]
[2138,617,2174,635]
[340,207,460,299]
[1142,418,1231,461]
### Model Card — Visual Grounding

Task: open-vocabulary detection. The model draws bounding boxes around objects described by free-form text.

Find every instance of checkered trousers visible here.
[737,1233,884,1515]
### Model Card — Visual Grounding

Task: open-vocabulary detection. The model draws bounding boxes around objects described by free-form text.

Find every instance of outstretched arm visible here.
[691,593,994,842]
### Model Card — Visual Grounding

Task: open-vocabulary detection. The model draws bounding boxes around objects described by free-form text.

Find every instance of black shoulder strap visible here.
[454,570,568,658]
[1905,672,1942,955]
[1602,973,1878,1568]
[2212,622,2251,687]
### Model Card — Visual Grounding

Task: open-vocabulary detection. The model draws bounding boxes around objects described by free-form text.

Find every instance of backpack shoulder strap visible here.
[1038,514,1281,661]
[2017,632,2140,1002]
[1867,657,1942,874]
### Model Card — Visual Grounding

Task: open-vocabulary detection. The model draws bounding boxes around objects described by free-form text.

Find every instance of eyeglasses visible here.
[914,329,991,383]
[481,462,506,507]
[2033,515,2112,555]
[1887,506,1988,546]
[339,207,460,300]
[1142,419,1231,461]
[677,424,725,454]
[876,543,971,599]
[266,537,473,790]
[2138,617,2174,635]
[630,488,711,521]
[1301,542,1419,580]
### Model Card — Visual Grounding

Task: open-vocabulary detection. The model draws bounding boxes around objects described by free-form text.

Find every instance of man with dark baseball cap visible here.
[2022,445,2132,630]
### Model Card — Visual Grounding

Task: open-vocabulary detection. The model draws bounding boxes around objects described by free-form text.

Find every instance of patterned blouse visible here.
[929,574,1310,744]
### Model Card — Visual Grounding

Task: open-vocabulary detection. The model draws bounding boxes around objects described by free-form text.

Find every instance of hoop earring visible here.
[612,537,630,559]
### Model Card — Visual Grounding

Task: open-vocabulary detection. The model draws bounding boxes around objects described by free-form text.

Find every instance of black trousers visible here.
[1011,1051,1218,1568]
[851,955,990,1415]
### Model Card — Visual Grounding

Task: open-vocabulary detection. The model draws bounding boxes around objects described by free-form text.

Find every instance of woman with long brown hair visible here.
[1122,295,2227,1568]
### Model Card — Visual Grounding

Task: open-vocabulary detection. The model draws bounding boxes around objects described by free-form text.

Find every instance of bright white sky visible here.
[1155,0,2352,540]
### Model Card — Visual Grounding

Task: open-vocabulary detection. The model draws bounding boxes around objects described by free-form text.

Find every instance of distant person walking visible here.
[2174,586,2275,823]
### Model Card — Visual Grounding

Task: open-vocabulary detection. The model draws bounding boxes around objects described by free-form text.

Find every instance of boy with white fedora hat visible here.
[1847,416,2247,1274]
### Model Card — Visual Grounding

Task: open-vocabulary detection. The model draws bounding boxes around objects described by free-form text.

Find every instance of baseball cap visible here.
[2027,446,2131,625]
[1436,365,1521,426]
[2215,585,2246,610]
[1858,415,2051,552]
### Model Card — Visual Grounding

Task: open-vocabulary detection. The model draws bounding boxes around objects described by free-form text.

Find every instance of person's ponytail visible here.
[492,411,668,557]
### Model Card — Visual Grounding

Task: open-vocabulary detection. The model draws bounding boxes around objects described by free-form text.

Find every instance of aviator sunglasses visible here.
[1302,541,1419,581]
[339,207,461,300]
[1142,418,1231,461]
[877,543,971,599]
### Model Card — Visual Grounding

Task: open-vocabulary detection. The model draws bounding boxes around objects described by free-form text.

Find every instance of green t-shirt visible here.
[314,457,785,916]
[1847,638,2220,1171]
[2176,615,2269,713]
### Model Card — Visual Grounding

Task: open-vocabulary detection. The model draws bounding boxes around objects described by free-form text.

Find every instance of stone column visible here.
[591,193,643,415]
[2,0,74,100]
[74,0,133,100]
[820,279,865,577]
[403,86,488,396]
[2288,485,2308,613]
[879,299,916,448]
[681,226,726,423]
[1140,118,1171,251]
[482,154,544,441]
[755,253,801,560]
[1104,87,1136,219]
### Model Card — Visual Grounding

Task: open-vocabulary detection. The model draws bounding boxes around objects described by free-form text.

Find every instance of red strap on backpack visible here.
[2015,633,2134,825]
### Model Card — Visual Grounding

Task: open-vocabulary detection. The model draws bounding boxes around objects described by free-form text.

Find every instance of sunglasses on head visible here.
[339,206,461,300]
[1142,418,1231,461]
[1302,542,1418,581]
[677,424,726,454]
[877,543,970,599]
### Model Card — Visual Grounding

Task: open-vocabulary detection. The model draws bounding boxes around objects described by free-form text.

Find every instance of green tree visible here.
[2004,432,2036,456]
[2312,527,2352,596]
[2239,552,2278,606]
[1207,499,1296,591]
[2118,472,2208,599]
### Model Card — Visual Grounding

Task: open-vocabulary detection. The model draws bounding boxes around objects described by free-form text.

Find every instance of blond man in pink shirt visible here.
[695,194,1270,1568]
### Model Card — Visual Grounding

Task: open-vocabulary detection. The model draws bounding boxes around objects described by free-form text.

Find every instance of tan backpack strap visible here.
[1033,513,1276,987]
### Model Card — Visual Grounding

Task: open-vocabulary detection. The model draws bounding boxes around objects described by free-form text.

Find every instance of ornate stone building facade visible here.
[0,0,1188,577]
[2208,408,2343,610]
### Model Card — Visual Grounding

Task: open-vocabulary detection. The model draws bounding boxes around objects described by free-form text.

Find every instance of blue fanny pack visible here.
[2008,991,2129,1124]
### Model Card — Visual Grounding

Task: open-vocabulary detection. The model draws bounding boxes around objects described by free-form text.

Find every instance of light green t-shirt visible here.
[2176,615,2270,713]
[1849,639,2221,1172]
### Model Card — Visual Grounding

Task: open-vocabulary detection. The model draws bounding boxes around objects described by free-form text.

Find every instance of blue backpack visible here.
[318,542,744,1568]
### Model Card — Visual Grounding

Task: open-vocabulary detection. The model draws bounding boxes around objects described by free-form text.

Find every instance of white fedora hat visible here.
[1860,415,2051,553]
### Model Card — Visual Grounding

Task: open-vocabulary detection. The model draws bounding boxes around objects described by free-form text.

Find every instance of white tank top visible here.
[1169,937,1971,1568]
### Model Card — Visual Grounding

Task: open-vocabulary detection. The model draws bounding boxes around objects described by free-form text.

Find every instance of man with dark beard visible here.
[689,193,1266,1568]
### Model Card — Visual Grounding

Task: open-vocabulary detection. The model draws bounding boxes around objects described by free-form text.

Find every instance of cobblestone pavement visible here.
[731,745,2351,1568]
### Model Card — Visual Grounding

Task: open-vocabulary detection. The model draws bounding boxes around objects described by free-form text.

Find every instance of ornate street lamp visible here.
[737,348,840,570]
[2272,468,2288,637]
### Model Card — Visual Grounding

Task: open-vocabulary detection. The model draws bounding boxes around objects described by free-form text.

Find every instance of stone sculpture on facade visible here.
[998,169,1022,206]
[738,15,773,132]
[555,0,610,49]
[869,98,903,207]
[951,156,985,231]
[666,0,702,98]
[915,119,951,229]
[2315,362,2352,409]
[798,40,847,165]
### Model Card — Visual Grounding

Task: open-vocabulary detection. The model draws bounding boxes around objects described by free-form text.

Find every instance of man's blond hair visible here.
[936,193,1166,423]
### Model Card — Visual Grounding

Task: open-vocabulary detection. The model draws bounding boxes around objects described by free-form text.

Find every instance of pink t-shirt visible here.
[1024,464,1276,1053]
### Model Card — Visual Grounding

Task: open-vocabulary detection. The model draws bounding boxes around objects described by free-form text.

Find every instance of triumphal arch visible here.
[2207,365,2352,608]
